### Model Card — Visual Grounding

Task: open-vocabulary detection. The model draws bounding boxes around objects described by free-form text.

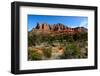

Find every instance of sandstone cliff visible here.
[33,22,87,34]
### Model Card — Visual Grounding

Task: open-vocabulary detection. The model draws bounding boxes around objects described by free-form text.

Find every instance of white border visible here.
[20,6,95,70]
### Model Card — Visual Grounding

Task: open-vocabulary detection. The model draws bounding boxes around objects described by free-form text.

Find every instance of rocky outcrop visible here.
[34,22,87,34]
[36,23,51,31]
[35,23,66,31]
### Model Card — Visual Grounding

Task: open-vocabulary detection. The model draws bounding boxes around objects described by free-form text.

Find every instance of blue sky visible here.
[28,15,88,31]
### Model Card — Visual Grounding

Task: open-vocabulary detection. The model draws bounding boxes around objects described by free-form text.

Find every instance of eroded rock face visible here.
[35,23,66,31]
[34,22,87,34]
[36,23,51,31]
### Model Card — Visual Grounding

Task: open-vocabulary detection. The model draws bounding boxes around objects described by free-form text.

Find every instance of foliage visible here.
[73,32,87,41]
[63,43,81,59]
[28,33,37,46]
[43,48,52,58]
[28,31,88,60]
[28,32,87,46]
[28,48,42,60]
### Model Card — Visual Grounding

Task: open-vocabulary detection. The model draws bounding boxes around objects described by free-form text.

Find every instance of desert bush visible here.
[28,33,37,46]
[73,34,80,41]
[43,48,52,58]
[28,48,42,60]
[80,32,87,41]
[73,32,87,41]
[63,43,81,59]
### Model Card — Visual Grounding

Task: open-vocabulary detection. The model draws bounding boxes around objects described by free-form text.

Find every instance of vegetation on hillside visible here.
[28,31,88,60]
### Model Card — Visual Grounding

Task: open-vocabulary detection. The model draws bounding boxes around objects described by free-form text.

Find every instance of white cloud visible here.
[79,20,88,28]
[66,19,88,28]
[69,25,78,28]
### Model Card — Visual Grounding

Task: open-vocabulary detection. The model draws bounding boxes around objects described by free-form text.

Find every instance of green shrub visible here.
[31,51,42,60]
[28,33,37,46]
[63,43,81,59]
[28,48,42,60]
[43,48,52,58]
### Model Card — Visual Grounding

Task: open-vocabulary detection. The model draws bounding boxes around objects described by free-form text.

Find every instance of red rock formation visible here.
[35,23,87,34]
[36,23,51,31]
